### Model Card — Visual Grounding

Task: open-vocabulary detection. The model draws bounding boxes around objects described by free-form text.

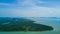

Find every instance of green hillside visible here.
[0,17,53,31]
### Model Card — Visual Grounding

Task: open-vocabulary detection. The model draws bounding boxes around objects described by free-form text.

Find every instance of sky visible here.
[0,0,60,17]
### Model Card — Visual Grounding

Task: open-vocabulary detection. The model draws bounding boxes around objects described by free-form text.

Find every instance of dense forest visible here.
[0,17,53,31]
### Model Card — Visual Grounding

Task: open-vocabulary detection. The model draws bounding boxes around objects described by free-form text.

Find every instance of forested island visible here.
[0,17,53,31]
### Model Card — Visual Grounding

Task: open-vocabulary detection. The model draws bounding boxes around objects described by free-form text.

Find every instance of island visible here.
[0,17,53,31]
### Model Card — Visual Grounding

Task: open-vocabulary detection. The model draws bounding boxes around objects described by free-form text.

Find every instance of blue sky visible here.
[0,0,60,17]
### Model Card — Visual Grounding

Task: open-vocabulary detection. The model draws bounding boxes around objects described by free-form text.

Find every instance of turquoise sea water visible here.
[0,18,60,34]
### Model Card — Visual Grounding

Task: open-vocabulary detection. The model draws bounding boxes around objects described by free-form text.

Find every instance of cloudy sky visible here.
[0,0,60,17]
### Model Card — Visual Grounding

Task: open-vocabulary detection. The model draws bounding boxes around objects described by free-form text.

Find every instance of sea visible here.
[0,17,60,34]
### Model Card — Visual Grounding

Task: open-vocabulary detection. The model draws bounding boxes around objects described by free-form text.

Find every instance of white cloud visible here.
[0,0,60,17]
[11,6,60,17]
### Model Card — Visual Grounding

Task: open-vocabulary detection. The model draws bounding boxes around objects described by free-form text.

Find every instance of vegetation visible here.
[0,17,53,31]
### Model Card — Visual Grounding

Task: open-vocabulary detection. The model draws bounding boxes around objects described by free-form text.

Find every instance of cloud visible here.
[0,0,60,17]
[17,0,43,6]
[11,6,60,17]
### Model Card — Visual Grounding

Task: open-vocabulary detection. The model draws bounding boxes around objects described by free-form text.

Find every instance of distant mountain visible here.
[0,17,53,31]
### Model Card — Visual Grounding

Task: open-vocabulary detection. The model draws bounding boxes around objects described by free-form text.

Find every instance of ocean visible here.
[0,17,60,34]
